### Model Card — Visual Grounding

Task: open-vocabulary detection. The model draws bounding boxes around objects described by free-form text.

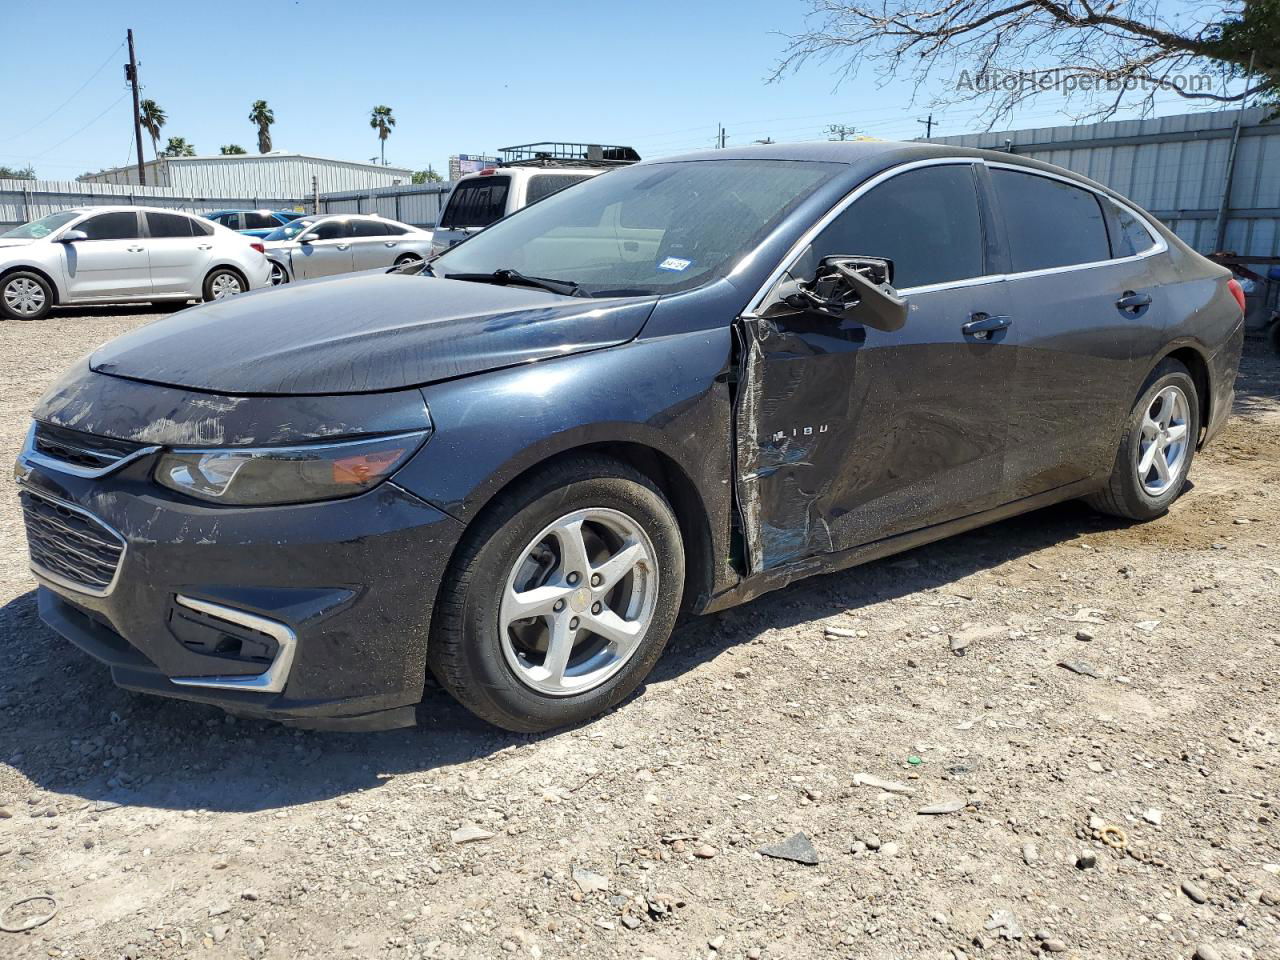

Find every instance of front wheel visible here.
[1086,359,1199,520]
[1,271,53,321]
[428,455,685,732]
[394,253,423,267]
[203,268,245,301]
[268,260,289,285]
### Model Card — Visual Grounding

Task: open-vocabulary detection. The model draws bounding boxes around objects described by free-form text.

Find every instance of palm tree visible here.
[160,137,196,158]
[249,100,275,154]
[369,105,395,165]
[220,144,247,155]
[139,99,167,160]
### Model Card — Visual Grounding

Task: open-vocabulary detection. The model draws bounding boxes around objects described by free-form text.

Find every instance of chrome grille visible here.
[20,490,125,596]
[32,422,145,472]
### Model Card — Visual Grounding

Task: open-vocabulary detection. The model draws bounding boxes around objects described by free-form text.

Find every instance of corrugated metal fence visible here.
[0,179,453,232]
[927,107,1280,258]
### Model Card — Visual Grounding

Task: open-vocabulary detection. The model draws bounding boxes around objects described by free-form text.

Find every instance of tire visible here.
[1,271,53,321]
[1085,359,1200,521]
[394,253,423,267]
[1269,319,1280,356]
[428,455,685,732]
[268,261,289,285]
[202,267,246,302]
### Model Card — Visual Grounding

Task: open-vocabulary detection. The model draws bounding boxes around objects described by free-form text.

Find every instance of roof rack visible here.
[497,142,641,168]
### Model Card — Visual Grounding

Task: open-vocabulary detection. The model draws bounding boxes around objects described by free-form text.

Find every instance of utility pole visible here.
[918,114,935,138]
[716,124,727,149]
[826,123,856,141]
[125,29,146,186]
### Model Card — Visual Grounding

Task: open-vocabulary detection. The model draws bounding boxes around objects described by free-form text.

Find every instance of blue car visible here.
[204,209,307,239]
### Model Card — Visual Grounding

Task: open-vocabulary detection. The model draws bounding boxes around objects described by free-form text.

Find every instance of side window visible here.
[804,164,984,289]
[382,223,409,235]
[218,213,242,230]
[146,212,197,238]
[993,169,1110,272]
[527,174,590,205]
[243,211,278,230]
[1106,199,1157,258]
[350,219,390,238]
[308,220,348,241]
[78,212,141,241]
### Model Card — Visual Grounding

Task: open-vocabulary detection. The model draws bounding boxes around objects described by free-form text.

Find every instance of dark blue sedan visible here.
[204,209,306,239]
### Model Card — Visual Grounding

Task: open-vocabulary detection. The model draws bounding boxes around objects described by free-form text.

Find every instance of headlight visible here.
[155,431,429,505]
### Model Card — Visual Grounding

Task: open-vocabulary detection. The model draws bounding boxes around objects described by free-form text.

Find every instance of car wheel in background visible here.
[269,261,289,285]
[203,268,246,302]
[1086,358,1200,521]
[1269,318,1280,355]
[1,271,53,321]
[394,253,424,267]
[429,455,685,732]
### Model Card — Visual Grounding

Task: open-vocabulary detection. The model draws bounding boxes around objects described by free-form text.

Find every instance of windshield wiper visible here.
[444,268,587,297]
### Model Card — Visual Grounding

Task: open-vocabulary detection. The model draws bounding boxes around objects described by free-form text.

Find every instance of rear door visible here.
[294,219,355,279]
[988,165,1169,498]
[349,219,396,270]
[734,161,1016,571]
[61,211,150,300]
[144,211,214,296]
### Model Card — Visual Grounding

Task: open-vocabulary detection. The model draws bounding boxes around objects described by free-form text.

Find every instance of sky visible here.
[0,0,1247,179]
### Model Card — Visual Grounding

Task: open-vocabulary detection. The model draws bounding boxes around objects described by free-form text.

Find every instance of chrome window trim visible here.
[19,423,161,480]
[169,595,298,695]
[744,156,1168,315]
[19,486,127,598]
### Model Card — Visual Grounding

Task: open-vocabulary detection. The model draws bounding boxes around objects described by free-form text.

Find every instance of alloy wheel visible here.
[1136,384,1190,496]
[269,262,287,285]
[499,508,658,696]
[3,277,45,318]
[210,273,243,299]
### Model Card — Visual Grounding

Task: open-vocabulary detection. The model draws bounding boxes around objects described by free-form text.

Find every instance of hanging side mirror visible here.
[769,255,908,332]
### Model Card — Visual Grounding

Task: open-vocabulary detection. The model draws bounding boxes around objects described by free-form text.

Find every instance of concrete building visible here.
[81,153,414,199]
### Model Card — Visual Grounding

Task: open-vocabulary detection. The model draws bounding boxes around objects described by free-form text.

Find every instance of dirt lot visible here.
[0,307,1277,960]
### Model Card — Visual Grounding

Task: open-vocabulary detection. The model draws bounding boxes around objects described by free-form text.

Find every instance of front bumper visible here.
[18,446,464,729]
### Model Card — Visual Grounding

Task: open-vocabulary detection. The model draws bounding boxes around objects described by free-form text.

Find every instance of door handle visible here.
[336,243,350,250]
[1116,291,1152,313]
[961,313,1012,340]
[197,243,213,251]
[127,245,144,253]
[384,241,398,247]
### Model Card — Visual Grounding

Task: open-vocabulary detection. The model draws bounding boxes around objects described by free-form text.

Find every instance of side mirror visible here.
[57,229,88,244]
[771,256,908,332]
[298,234,314,244]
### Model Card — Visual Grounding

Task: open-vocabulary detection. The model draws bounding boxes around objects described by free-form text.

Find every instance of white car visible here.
[0,206,272,322]
[260,214,434,285]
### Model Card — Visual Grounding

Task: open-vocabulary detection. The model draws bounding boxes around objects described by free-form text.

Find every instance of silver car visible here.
[261,214,434,284]
[0,206,272,322]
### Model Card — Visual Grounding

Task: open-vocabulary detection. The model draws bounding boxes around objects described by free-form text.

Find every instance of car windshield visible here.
[263,218,316,241]
[1,211,81,240]
[431,159,840,297]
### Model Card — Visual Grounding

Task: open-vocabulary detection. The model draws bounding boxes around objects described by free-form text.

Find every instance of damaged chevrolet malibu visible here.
[17,142,1244,732]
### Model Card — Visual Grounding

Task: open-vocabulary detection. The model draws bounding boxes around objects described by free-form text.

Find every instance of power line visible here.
[9,41,124,144]
[29,93,130,159]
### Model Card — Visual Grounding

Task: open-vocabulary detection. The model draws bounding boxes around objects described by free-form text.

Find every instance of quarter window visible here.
[992,169,1110,272]
[804,164,985,289]
[77,212,141,241]
[1106,199,1157,258]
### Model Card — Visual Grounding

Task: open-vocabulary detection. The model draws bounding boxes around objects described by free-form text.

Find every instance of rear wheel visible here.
[428,455,684,732]
[203,267,245,301]
[1,271,53,321]
[1086,359,1199,520]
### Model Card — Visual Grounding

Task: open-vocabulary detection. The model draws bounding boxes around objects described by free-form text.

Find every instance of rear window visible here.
[441,176,511,229]
[527,174,591,205]
[993,169,1110,272]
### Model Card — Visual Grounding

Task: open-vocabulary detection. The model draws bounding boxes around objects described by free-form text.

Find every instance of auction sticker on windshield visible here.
[657,257,693,272]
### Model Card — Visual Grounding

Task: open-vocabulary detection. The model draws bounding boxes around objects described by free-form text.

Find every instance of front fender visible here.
[397,328,735,578]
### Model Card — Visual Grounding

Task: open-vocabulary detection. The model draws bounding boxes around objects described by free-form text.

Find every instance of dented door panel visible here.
[734,281,1015,573]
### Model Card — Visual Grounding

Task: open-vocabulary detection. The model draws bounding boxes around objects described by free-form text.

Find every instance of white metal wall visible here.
[927,107,1280,257]
[81,154,414,198]
[0,179,302,228]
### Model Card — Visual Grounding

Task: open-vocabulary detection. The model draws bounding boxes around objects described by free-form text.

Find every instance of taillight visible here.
[250,242,266,255]
[1227,277,1246,314]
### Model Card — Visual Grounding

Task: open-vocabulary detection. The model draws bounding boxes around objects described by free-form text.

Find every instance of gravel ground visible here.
[0,307,1277,960]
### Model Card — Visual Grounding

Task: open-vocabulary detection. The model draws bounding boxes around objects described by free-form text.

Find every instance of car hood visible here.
[89,272,658,395]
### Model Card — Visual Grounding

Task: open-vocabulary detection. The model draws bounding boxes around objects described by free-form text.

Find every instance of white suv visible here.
[0,206,271,321]
[431,143,639,255]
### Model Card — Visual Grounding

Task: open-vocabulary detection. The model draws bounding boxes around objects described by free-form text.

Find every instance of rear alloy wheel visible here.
[203,268,245,301]
[1086,359,1199,520]
[1,271,53,321]
[269,261,289,285]
[429,455,684,732]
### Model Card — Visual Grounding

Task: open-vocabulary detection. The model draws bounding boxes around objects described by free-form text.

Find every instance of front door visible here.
[294,219,355,279]
[734,162,1015,572]
[61,211,150,300]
